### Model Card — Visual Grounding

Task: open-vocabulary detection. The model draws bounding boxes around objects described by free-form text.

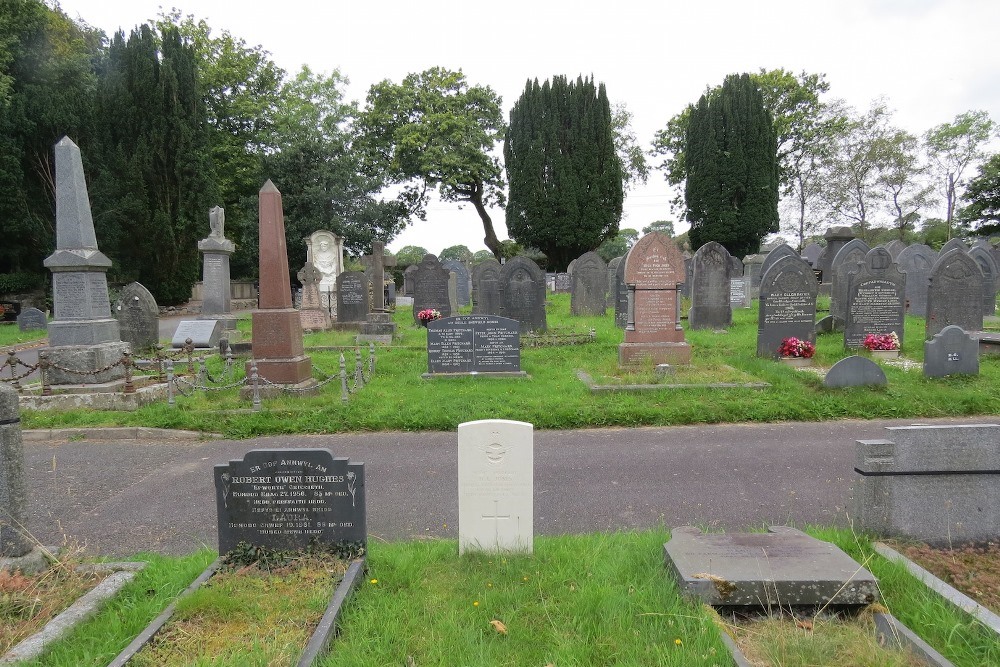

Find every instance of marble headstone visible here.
[305,230,344,309]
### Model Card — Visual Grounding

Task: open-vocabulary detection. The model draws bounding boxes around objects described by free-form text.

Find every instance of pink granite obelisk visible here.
[248,181,314,389]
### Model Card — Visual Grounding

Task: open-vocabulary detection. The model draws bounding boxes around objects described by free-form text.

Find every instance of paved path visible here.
[20,416,991,557]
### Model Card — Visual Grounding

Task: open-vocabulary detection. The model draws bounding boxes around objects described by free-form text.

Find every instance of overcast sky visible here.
[56,0,1000,255]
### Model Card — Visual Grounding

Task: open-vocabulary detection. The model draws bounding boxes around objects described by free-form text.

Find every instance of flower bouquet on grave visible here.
[417,308,442,327]
[778,337,816,367]
[863,331,900,359]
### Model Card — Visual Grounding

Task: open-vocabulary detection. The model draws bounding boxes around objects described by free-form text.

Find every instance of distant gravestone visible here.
[663,525,878,608]
[742,254,764,298]
[689,241,732,329]
[499,256,547,332]
[926,248,984,339]
[816,226,855,283]
[606,256,623,308]
[843,247,905,349]
[801,242,823,267]
[729,255,744,278]
[412,254,452,324]
[403,264,418,296]
[896,244,936,317]
[426,315,523,376]
[614,251,629,328]
[114,282,159,352]
[198,206,237,330]
[215,448,366,555]
[16,307,46,332]
[297,263,331,331]
[924,325,979,378]
[757,255,817,358]
[823,356,887,388]
[884,239,906,259]
[553,273,571,292]
[336,271,369,323]
[760,244,798,282]
[968,246,998,316]
[730,278,750,309]
[939,238,968,256]
[442,260,471,307]
[829,239,871,324]
[171,320,222,349]
[447,272,460,314]
[570,251,608,316]
[458,419,533,555]
[680,257,694,299]
[472,259,502,315]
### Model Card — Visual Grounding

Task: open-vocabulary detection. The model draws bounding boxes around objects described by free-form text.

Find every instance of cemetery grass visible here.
[18,294,1000,437]
[0,322,47,348]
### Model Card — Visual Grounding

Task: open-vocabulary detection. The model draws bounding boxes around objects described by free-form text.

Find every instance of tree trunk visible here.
[467,180,503,259]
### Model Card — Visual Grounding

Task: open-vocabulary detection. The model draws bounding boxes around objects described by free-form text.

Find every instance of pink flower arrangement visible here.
[778,337,816,359]
[863,332,899,351]
[416,308,442,323]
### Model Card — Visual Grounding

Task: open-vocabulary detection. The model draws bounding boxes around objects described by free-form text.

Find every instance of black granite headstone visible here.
[843,248,905,349]
[689,241,732,329]
[823,356,887,388]
[412,254,452,324]
[336,271,369,322]
[926,249,984,339]
[500,256,547,332]
[757,255,818,358]
[924,325,979,378]
[215,448,366,554]
[426,315,522,374]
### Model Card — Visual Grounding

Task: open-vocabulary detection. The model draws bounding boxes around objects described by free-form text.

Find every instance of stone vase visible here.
[779,356,813,368]
[870,349,900,360]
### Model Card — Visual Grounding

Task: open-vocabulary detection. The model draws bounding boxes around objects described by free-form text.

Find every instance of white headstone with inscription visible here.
[458,419,533,555]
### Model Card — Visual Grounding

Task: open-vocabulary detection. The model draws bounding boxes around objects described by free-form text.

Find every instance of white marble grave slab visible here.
[458,419,533,554]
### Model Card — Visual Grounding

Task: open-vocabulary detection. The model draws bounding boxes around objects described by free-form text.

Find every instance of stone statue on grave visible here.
[209,205,225,239]
[305,230,344,308]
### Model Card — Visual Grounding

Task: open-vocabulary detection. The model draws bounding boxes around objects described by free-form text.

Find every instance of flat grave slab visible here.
[663,525,878,608]
[171,319,222,349]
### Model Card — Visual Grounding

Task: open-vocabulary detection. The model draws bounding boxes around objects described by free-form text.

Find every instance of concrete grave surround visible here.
[663,525,878,608]
[471,259,502,316]
[896,244,936,317]
[411,254,452,324]
[171,320,222,349]
[852,424,1000,546]
[926,248,984,339]
[197,206,237,330]
[689,241,733,329]
[843,247,906,349]
[16,307,47,332]
[0,384,32,558]
[570,251,608,316]
[114,282,159,352]
[823,356,887,388]
[499,256,547,332]
[924,325,979,378]
[756,255,817,358]
[41,137,128,385]
[458,420,533,555]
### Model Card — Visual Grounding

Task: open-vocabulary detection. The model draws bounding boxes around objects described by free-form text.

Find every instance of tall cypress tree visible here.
[505,75,623,270]
[685,73,779,258]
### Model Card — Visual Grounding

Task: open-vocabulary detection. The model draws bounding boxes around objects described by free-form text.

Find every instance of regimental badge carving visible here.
[483,434,507,465]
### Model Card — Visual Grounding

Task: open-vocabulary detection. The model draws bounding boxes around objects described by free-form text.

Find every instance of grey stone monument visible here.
[939,238,969,256]
[829,238,871,325]
[613,251,629,329]
[801,242,823,267]
[843,247,905,349]
[499,256,547,332]
[926,248,984,339]
[471,259,502,316]
[16,308,47,332]
[815,226,855,283]
[443,259,471,307]
[297,263,332,331]
[359,242,397,341]
[1,384,33,563]
[884,239,906,259]
[198,206,237,330]
[757,255,817,358]
[412,254,452,324]
[924,325,979,378]
[823,356,887,388]
[896,244,936,317]
[114,282,159,352]
[570,251,608,316]
[403,264,418,296]
[41,137,128,386]
[689,241,732,329]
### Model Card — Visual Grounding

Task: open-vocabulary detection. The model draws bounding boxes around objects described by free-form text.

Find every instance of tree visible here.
[924,110,997,240]
[394,245,428,267]
[961,153,1000,235]
[356,68,507,258]
[471,249,494,263]
[878,128,934,240]
[439,244,473,263]
[642,220,676,237]
[504,75,624,270]
[597,228,638,262]
[610,103,648,192]
[684,73,779,257]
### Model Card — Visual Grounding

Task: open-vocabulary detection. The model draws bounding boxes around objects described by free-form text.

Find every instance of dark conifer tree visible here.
[685,73,779,258]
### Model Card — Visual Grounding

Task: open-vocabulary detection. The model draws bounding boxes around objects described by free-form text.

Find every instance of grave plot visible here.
[664,526,954,667]
[109,449,367,666]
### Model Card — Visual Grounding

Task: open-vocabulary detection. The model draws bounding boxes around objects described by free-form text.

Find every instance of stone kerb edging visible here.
[1,562,147,665]
[21,427,224,441]
[874,542,1000,636]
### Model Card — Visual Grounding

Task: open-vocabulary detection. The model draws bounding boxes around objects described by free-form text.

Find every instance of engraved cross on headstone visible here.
[482,500,510,545]
[361,242,396,311]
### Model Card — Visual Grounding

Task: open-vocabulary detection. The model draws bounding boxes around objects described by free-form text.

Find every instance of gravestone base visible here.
[299,309,331,332]
[41,341,129,385]
[423,371,528,379]
[0,547,50,575]
[244,356,313,386]
[47,319,120,346]
[618,341,692,367]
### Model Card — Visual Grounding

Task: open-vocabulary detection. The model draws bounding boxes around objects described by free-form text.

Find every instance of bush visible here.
[0,272,46,295]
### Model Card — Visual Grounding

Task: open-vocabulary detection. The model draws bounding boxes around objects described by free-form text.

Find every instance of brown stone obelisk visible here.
[248,181,314,390]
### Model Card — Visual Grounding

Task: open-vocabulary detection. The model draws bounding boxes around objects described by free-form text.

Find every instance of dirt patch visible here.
[893,541,1000,614]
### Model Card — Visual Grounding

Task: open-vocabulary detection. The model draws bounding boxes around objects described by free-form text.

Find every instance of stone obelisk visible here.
[42,137,128,386]
[198,206,237,330]
[246,181,316,393]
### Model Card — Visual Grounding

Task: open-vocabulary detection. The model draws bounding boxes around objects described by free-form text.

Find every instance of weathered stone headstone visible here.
[729,277,750,309]
[852,424,1000,546]
[760,244,798,282]
[336,272,369,323]
[939,238,969,256]
[680,257,693,299]
[829,239,871,324]
[607,256,623,308]
[801,242,824,267]
[472,259,502,316]
[403,264,418,296]
[570,251,608,316]
[614,251,629,328]
[360,241,395,313]
[114,282,159,352]
[689,241,732,329]
[729,255,744,278]
[305,229,344,310]
[1,384,32,559]
[297,263,331,331]
[926,248,984,339]
[884,239,906,260]
[447,272,460,314]
[619,232,691,366]
[198,206,237,330]
[553,273,572,293]
[248,181,314,390]
[458,419,533,554]
[16,307,46,332]
[844,247,905,349]
[742,254,764,298]
[924,325,979,378]
[412,254,452,325]
[171,320,222,349]
[756,255,818,358]
[816,226,855,283]
[442,260,471,307]
[40,137,129,386]
[823,356,887,388]
[663,525,878,608]
[499,256,546,332]
[968,245,998,316]
[896,244,936,317]
[426,315,524,376]
[215,448,366,555]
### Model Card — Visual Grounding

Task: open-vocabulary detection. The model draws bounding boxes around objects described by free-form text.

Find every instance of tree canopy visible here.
[961,153,1000,235]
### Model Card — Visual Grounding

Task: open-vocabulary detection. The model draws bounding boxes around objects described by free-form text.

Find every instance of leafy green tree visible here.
[90,24,217,304]
[642,220,676,237]
[504,75,624,270]
[610,103,648,192]
[439,245,473,263]
[684,73,779,257]
[471,249,495,264]
[878,128,935,240]
[961,153,1000,235]
[394,245,428,267]
[924,110,997,240]
[356,68,506,257]
[597,228,638,262]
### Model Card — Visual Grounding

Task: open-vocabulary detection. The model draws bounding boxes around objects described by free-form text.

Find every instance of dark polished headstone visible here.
[16,308,47,332]
[426,315,523,375]
[570,251,608,316]
[829,239,870,324]
[689,241,732,329]
[472,259,502,316]
[442,260,471,307]
[896,244,936,317]
[114,282,159,352]
[844,248,905,349]
[926,248,984,339]
[336,271,369,323]
[499,256,547,332]
[215,448,365,555]
[760,244,798,282]
[412,254,452,324]
[757,255,817,358]
[823,356,887,388]
[924,325,979,378]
